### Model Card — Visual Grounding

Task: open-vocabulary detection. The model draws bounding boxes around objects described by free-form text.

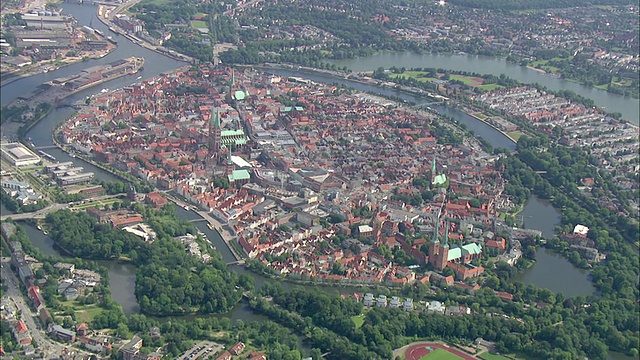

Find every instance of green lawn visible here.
[58,300,105,323]
[139,0,171,5]
[351,314,366,329]
[191,20,208,29]
[389,71,437,84]
[506,131,525,142]
[421,349,463,360]
[449,74,483,86]
[477,83,504,91]
[75,306,104,323]
[479,352,512,360]
[473,113,488,120]
[73,198,119,210]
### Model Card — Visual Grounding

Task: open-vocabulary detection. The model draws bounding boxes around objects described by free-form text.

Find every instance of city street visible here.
[1,257,65,357]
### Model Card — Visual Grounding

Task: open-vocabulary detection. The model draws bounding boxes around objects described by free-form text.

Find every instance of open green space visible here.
[191,20,208,29]
[449,74,483,86]
[72,198,119,210]
[58,300,105,323]
[420,348,463,360]
[506,131,525,142]
[473,113,488,120]
[139,0,171,5]
[351,314,366,329]
[477,83,504,91]
[479,352,512,360]
[389,71,437,84]
[75,306,104,323]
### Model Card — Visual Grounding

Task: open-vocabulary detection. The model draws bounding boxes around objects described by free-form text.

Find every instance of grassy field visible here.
[72,198,119,210]
[421,349,463,360]
[479,352,512,360]
[139,0,171,5]
[477,83,504,91]
[58,300,105,323]
[389,71,437,84]
[449,74,483,86]
[191,20,208,29]
[506,131,525,142]
[351,314,366,329]
[473,113,488,120]
[75,306,104,323]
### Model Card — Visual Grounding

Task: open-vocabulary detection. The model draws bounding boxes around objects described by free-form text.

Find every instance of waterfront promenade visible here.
[164,194,243,262]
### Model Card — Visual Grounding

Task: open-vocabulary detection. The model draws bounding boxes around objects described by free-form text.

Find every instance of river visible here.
[0,5,633,357]
[328,52,640,124]
[265,68,517,151]
[0,2,186,107]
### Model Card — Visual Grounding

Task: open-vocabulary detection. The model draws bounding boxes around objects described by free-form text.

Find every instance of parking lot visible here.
[177,341,225,360]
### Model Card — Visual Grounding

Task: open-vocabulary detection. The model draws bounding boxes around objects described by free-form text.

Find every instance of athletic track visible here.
[405,342,477,360]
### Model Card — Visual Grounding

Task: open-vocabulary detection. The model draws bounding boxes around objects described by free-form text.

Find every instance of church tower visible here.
[428,219,441,269]
[208,108,222,155]
[225,145,234,176]
[431,156,437,184]
[438,221,450,271]
[429,218,450,271]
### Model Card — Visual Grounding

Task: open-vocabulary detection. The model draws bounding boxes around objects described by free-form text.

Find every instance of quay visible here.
[165,194,243,262]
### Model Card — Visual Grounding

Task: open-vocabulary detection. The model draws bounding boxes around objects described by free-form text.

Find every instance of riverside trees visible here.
[45,204,247,315]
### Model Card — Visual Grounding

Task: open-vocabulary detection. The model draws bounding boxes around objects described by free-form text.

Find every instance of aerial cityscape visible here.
[0,0,638,359]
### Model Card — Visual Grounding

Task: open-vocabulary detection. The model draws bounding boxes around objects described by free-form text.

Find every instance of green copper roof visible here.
[221,129,248,146]
[234,90,246,100]
[447,243,482,262]
[433,174,447,185]
[228,169,250,182]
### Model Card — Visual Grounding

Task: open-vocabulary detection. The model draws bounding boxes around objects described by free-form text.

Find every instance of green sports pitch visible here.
[420,348,463,360]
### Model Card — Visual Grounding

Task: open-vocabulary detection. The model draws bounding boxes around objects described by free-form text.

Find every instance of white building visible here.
[1,143,40,167]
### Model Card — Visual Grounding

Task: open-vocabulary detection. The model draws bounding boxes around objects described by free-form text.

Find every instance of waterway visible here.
[0,2,186,107]
[328,52,640,124]
[512,196,596,297]
[0,5,630,355]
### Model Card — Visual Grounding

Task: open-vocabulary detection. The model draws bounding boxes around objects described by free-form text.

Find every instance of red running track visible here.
[405,343,477,360]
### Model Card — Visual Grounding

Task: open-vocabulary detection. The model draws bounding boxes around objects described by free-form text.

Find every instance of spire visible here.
[432,218,440,243]
[213,108,220,128]
[231,68,235,87]
[227,145,232,165]
[431,157,436,174]
[443,220,449,248]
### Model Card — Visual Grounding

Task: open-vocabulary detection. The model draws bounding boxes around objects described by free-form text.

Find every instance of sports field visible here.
[420,348,463,360]
[404,343,477,360]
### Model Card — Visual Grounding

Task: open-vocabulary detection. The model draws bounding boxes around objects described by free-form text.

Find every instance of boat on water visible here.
[136,76,142,79]
[207,223,214,230]
[183,205,190,211]
[37,225,42,231]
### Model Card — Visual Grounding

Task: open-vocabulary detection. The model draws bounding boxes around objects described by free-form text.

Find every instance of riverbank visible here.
[0,46,117,88]
[95,2,193,63]
[464,110,517,144]
[163,193,244,262]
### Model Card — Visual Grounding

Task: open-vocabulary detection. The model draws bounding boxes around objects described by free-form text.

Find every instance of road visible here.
[1,257,65,357]
[0,193,125,221]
